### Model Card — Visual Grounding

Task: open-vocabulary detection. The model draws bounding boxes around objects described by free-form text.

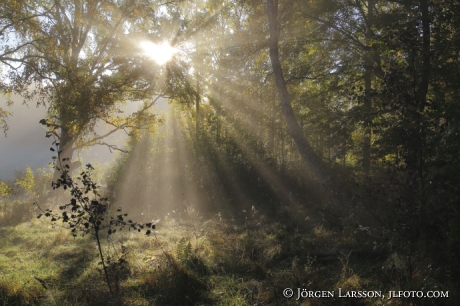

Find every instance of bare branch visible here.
[97,142,129,153]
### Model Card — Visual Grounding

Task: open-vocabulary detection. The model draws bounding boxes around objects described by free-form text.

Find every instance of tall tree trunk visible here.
[281,135,285,174]
[317,134,323,159]
[416,0,431,242]
[194,2,201,142]
[362,73,371,175]
[196,73,200,140]
[362,0,374,176]
[269,101,276,158]
[266,0,346,207]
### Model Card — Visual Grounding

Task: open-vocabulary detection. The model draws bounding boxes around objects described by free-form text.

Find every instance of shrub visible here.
[36,155,155,296]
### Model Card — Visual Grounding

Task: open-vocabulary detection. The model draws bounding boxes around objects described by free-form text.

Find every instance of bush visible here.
[36,158,155,296]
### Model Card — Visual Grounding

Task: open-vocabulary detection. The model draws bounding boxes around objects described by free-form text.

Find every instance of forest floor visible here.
[0,203,453,306]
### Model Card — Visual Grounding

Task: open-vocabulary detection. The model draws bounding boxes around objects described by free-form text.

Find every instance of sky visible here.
[0,93,168,181]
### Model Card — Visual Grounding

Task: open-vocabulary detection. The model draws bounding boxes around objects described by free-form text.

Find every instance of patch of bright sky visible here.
[140,41,178,65]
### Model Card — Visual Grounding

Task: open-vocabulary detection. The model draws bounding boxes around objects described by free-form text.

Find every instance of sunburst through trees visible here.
[1,0,460,304]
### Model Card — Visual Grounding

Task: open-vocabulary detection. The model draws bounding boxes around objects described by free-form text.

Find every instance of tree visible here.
[1,0,167,179]
[0,0,45,134]
[37,162,154,295]
[266,0,349,208]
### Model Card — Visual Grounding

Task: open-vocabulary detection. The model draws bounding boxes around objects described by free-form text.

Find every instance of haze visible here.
[0,94,168,180]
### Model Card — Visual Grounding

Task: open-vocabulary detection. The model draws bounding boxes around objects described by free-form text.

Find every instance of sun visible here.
[140,41,177,65]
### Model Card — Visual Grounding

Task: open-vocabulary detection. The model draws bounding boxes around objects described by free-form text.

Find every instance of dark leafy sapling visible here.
[35,142,155,295]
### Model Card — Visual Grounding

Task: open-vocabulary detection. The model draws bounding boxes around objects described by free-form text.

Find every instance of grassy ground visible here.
[0,204,455,306]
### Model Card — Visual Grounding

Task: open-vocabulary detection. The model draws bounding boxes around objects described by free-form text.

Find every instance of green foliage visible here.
[36,146,155,295]
[0,107,10,136]
[0,181,12,198]
[0,167,52,226]
[38,164,154,239]
[2,0,169,177]
[14,167,34,193]
[176,237,193,263]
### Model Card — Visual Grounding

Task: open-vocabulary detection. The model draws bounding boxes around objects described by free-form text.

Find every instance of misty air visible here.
[0,0,457,305]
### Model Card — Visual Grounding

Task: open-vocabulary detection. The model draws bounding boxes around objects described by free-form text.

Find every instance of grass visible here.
[0,204,456,305]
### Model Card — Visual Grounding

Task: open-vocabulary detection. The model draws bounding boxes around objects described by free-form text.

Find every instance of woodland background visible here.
[0,0,459,305]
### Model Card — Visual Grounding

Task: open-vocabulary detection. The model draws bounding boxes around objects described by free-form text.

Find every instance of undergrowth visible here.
[0,200,455,305]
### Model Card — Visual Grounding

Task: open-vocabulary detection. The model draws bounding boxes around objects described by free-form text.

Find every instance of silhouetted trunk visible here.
[281,135,285,174]
[416,0,431,242]
[52,126,76,183]
[362,0,374,176]
[362,71,371,175]
[269,102,276,157]
[216,119,220,144]
[196,72,200,140]
[266,0,346,207]
[318,135,324,160]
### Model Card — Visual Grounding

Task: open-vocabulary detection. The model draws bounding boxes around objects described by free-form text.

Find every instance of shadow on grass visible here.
[0,284,37,306]
[54,247,94,281]
[127,251,211,305]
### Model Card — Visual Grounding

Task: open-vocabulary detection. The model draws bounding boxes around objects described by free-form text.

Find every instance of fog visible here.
[0,93,168,180]
[0,94,51,180]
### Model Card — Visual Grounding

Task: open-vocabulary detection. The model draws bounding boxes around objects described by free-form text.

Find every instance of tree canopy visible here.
[1,0,175,173]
